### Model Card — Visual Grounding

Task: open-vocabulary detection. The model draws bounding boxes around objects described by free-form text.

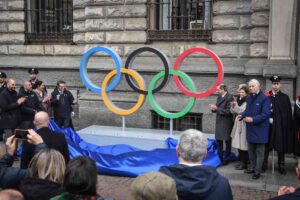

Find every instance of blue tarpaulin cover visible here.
[20,120,232,177]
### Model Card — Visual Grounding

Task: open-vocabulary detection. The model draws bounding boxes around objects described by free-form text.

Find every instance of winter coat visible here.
[20,177,63,200]
[230,102,247,150]
[212,92,234,141]
[241,91,270,144]
[159,164,233,200]
[0,88,22,129]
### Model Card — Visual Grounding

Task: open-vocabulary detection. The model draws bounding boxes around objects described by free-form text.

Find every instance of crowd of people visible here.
[0,69,76,143]
[0,69,300,200]
[209,76,300,180]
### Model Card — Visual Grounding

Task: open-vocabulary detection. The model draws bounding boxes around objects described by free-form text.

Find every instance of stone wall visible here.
[0,0,297,133]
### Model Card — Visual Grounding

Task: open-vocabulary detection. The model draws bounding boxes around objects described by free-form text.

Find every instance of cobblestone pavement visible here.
[96,175,277,200]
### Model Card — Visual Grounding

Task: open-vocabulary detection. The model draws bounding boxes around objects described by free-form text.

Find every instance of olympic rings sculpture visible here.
[79,46,224,119]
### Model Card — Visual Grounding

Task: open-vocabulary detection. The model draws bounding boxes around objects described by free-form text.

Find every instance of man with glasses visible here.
[263,75,293,175]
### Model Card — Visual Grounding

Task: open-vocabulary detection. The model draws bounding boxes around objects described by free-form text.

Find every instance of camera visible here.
[15,129,29,140]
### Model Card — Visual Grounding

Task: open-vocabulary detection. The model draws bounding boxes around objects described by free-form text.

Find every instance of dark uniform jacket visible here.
[0,88,22,129]
[159,164,233,200]
[267,91,293,153]
[21,127,70,169]
[19,89,42,122]
[51,88,74,119]
[294,96,300,156]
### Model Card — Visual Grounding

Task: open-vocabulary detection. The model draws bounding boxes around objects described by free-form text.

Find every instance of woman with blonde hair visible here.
[20,148,66,200]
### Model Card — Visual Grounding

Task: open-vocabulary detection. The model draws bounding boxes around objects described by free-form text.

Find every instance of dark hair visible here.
[239,85,249,94]
[35,80,44,88]
[56,80,66,86]
[63,156,97,196]
[219,84,227,92]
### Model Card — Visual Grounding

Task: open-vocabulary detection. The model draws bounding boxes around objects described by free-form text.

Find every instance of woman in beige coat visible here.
[230,85,249,170]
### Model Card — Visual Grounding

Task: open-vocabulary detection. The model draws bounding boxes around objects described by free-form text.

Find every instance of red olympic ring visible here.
[173,48,224,98]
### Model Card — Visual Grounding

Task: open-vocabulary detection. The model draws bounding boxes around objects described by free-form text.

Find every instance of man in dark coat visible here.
[209,84,234,165]
[159,129,233,200]
[0,130,47,189]
[271,158,300,200]
[263,75,293,174]
[0,71,7,93]
[294,95,300,156]
[0,79,25,141]
[0,71,7,141]
[51,80,75,129]
[21,111,69,168]
[19,81,43,129]
[241,79,270,179]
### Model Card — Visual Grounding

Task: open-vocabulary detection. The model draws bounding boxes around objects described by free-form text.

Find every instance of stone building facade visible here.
[0,0,299,133]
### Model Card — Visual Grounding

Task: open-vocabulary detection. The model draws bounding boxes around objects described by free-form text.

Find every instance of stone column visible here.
[263,0,298,99]
[267,0,297,63]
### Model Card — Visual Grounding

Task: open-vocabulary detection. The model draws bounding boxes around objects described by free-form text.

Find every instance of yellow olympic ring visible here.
[101,68,146,115]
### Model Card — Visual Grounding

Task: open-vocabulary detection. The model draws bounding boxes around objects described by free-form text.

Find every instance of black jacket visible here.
[271,188,300,200]
[20,177,63,200]
[159,164,233,200]
[0,143,47,189]
[0,82,6,93]
[19,89,42,122]
[21,127,70,169]
[51,88,74,119]
[0,88,22,129]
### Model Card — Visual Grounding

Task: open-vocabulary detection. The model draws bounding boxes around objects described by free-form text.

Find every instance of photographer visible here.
[0,129,47,189]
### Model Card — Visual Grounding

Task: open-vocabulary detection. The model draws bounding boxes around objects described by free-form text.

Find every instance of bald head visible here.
[24,81,32,91]
[33,111,49,128]
[6,79,16,91]
[0,189,24,200]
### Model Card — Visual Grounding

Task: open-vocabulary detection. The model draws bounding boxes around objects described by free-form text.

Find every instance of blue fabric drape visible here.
[21,120,231,177]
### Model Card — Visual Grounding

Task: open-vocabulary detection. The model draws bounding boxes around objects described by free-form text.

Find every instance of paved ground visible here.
[1,141,298,200]
[95,157,298,200]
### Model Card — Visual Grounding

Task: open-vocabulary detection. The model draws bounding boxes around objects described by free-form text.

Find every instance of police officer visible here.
[20,68,46,94]
[19,81,42,129]
[51,80,76,129]
[263,75,293,175]
[0,71,7,93]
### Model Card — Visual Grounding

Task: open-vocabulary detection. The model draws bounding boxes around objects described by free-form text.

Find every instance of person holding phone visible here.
[0,130,46,189]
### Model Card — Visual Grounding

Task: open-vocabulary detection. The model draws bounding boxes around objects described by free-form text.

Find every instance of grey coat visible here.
[213,93,234,141]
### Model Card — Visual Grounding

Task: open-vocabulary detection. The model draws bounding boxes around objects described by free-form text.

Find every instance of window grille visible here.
[152,110,203,131]
[25,0,73,44]
[147,0,212,41]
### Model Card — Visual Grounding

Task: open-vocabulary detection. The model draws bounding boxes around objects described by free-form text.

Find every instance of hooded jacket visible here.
[159,164,233,200]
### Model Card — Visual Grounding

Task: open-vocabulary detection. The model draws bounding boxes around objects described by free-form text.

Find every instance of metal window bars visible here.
[147,0,212,41]
[25,0,73,44]
[152,110,203,131]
